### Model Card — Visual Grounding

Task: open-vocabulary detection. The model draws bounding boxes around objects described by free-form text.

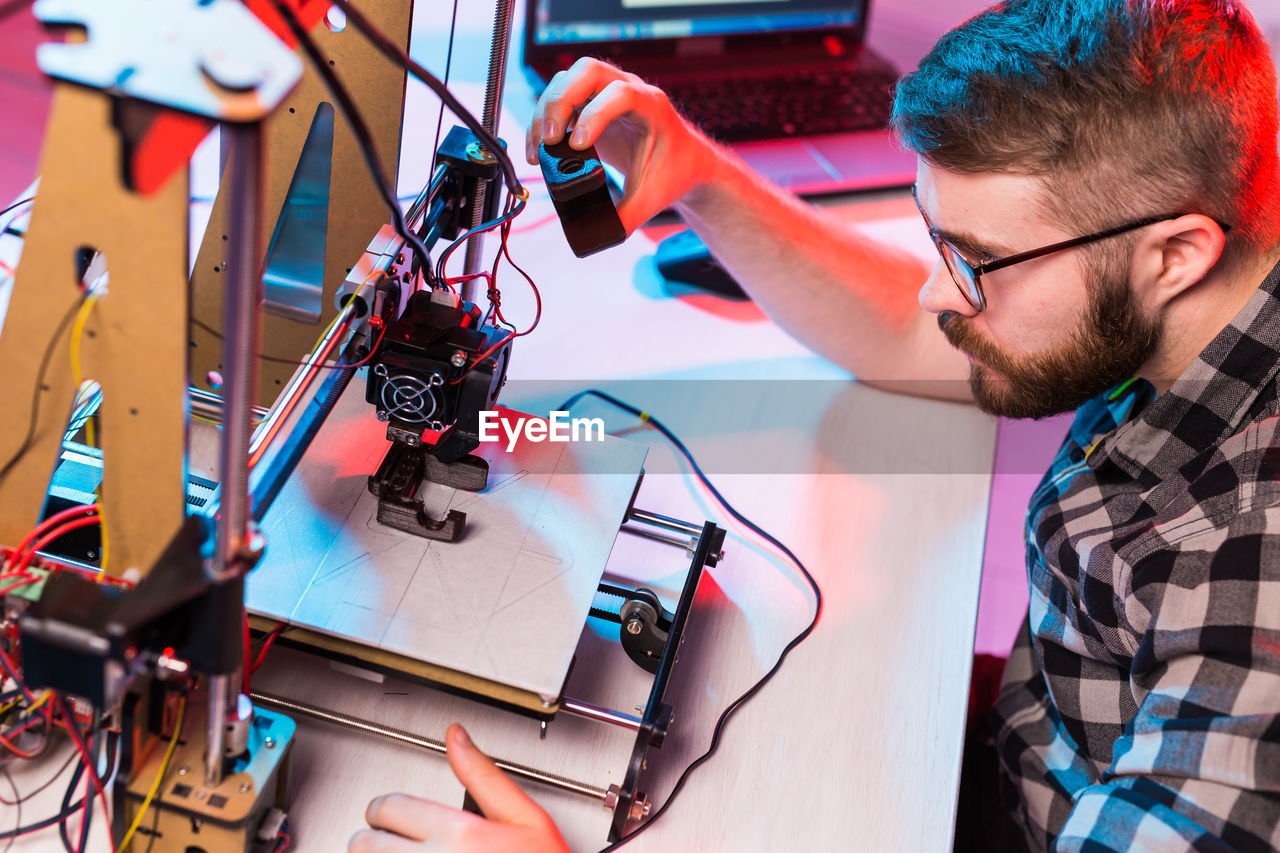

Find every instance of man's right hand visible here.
[526,57,719,234]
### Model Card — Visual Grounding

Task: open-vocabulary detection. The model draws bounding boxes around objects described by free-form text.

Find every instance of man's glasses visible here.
[910,186,1224,312]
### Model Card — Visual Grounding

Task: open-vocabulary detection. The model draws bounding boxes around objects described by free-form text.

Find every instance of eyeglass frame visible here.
[910,185,1230,312]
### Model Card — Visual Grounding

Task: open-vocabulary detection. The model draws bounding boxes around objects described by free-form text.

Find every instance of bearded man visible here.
[350,1,1280,850]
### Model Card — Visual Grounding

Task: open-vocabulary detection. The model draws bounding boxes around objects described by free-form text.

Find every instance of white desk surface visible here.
[5,2,998,851]
[232,2,999,846]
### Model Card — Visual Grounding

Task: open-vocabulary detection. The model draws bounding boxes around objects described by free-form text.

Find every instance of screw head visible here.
[450,350,467,367]
[239,782,251,794]
[178,765,189,776]
[376,411,390,422]
[625,618,643,635]
[264,737,276,749]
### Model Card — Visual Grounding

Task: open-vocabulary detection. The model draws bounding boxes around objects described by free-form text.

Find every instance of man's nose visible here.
[918,259,980,317]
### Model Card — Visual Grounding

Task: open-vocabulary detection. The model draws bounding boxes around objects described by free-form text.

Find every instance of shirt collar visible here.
[1090,258,1280,479]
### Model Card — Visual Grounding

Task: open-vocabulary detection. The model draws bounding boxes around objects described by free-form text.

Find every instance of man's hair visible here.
[892,0,1280,262]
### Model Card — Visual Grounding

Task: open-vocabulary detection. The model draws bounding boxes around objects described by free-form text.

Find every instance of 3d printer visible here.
[0,0,717,850]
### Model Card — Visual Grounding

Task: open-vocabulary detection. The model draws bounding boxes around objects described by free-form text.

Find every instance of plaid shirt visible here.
[992,259,1280,852]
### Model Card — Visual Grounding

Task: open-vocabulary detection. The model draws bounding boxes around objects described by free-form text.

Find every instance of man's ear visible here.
[1129,214,1228,311]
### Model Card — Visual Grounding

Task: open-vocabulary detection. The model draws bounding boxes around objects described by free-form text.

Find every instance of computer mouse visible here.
[653,229,748,300]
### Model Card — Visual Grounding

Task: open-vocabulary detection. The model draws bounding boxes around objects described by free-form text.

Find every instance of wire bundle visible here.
[0,644,115,853]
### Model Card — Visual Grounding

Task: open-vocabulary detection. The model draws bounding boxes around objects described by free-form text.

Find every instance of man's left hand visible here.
[348,724,570,852]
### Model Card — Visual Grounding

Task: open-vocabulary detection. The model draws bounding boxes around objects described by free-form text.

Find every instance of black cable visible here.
[429,0,461,179]
[0,197,32,221]
[326,0,523,196]
[554,390,823,853]
[0,293,89,485]
[0,794,85,844]
[408,0,461,287]
[75,727,99,853]
[265,0,435,279]
[1,765,18,853]
[56,744,86,853]
[53,696,103,853]
[0,744,77,808]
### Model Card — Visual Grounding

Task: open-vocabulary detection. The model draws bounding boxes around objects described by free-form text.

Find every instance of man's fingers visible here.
[365,793,472,842]
[568,79,645,150]
[535,58,627,149]
[348,828,426,853]
[445,724,552,827]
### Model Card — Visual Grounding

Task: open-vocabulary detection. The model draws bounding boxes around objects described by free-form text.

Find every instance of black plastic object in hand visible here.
[538,139,626,258]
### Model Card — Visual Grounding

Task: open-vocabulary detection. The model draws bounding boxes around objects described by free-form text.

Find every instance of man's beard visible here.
[939,273,1161,419]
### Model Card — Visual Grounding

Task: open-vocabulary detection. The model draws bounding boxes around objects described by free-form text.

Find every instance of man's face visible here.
[914,164,1162,419]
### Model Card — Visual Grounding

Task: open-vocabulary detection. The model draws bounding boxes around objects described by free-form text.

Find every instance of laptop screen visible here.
[531,0,863,46]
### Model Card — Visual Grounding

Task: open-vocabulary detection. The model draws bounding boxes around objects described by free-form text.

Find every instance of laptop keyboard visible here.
[660,66,899,143]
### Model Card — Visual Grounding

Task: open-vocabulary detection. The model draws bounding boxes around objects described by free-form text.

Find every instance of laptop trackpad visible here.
[733,131,917,196]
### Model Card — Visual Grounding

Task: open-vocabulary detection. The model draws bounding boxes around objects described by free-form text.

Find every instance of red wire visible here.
[251,624,286,674]
[0,714,43,759]
[243,612,252,694]
[9,505,99,564]
[12,515,103,575]
[56,695,111,837]
[0,575,38,597]
[74,772,91,853]
[333,321,388,371]
[275,830,292,852]
[448,216,542,386]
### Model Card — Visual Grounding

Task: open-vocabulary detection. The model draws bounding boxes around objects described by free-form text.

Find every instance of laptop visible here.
[521,0,918,196]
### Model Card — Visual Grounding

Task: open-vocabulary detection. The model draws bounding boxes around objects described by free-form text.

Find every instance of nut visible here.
[603,784,620,811]
[629,794,650,821]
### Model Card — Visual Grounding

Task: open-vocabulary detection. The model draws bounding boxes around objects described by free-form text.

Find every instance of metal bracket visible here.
[35,0,302,122]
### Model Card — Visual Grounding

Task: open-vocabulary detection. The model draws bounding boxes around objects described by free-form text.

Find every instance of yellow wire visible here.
[26,689,49,715]
[69,291,100,389]
[0,689,49,720]
[115,695,186,853]
[69,292,110,577]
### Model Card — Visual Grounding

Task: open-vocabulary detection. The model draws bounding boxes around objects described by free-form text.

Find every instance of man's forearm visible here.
[675,146,971,398]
